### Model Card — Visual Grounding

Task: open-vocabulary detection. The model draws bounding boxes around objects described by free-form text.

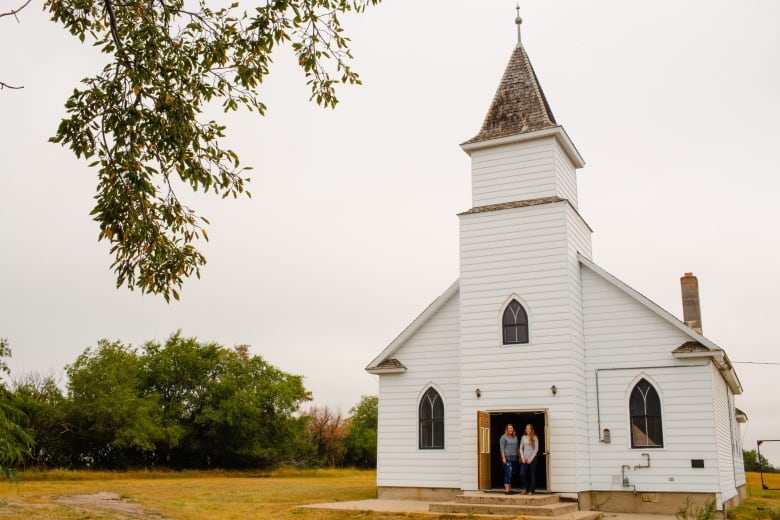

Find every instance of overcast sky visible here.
[2,1,779,462]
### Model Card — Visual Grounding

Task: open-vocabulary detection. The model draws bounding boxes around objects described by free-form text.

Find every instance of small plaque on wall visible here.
[691,459,704,468]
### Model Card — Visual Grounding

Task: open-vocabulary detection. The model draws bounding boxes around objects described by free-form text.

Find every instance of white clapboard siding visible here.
[375,291,461,488]
[470,137,579,207]
[732,386,746,487]
[556,143,579,208]
[565,204,593,489]
[456,198,592,493]
[712,363,740,507]
[581,266,727,492]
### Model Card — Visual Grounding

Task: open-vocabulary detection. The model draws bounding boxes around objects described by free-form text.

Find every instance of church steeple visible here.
[460,10,584,209]
[463,44,557,145]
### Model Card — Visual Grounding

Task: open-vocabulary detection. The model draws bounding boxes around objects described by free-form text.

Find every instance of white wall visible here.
[712,363,742,506]
[375,290,461,488]
[469,137,578,207]
[582,265,724,493]
[458,200,586,492]
[566,205,593,490]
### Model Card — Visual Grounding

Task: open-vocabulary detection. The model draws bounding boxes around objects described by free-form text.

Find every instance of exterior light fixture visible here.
[475,388,481,399]
[551,384,557,396]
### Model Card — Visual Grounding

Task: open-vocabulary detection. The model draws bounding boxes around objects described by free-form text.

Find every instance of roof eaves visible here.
[458,196,565,216]
[460,125,585,169]
[459,196,594,234]
[366,358,407,375]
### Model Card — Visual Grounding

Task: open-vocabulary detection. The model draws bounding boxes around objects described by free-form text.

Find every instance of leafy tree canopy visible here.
[744,448,778,473]
[66,340,169,467]
[4,0,379,301]
[344,394,376,467]
[0,339,34,481]
[64,332,311,469]
[10,373,71,468]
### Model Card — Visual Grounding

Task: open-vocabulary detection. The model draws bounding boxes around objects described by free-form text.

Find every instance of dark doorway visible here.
[489,411,548,491]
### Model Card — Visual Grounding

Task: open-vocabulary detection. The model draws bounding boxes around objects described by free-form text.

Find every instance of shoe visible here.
[528,492,534,495]
[520,490,527,495]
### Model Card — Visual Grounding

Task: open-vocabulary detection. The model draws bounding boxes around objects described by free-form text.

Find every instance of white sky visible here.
[1,1,779,463]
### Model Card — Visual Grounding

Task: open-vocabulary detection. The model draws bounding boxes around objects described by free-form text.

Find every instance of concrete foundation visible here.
[379,486,747,515]
[578,487,746,516]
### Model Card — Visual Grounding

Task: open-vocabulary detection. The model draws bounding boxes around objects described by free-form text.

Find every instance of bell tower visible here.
[457,8,593,493]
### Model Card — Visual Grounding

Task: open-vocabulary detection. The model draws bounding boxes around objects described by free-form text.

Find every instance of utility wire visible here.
[731,361,780,365]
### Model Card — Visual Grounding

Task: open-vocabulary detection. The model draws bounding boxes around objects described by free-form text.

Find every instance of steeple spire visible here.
[462,43,557,145]
[515,2,522,46]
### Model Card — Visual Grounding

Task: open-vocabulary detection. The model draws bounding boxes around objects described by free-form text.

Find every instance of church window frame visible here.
[502,298,529,345]
[629,378,664,448]
[419,386,444,449]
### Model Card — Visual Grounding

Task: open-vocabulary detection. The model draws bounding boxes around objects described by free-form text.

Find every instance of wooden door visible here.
[543,410,550,490]
[477,411,491,489]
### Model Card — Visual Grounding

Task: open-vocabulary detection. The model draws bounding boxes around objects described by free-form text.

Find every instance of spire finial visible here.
[515,2,523,46]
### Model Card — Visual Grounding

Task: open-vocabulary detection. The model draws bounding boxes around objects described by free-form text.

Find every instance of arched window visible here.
[502,299,529,344]
[419,387,444,449]
[629,378,663,448]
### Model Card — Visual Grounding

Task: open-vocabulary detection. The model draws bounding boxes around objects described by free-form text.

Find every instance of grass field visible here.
[1,469,778,519]
[0,468,432,520]
[729,472,780,520]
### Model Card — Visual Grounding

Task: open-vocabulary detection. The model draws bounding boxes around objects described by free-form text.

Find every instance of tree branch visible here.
[103,0,125,60]
[0,0,32,20]
[0,0,32,92]
[0,82,24,90]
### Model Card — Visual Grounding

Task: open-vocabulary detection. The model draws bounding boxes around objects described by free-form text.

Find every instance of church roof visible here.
[458,196,565,215]
[578,254,743,394]
[463,44,558,146]
[365,280,459,374]
[367,258,743,395]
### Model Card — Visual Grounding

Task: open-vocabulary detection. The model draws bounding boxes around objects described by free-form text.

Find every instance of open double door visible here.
[478,410,549,491]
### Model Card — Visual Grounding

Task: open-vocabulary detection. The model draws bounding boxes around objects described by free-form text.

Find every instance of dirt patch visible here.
[55,491,167,518]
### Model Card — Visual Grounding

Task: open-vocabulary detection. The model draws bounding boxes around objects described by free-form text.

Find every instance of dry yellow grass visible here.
[746,470,780,491]
[0,468,434,520]
[2,469,779,519]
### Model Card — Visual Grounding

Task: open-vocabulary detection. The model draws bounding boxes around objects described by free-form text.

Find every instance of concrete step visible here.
[430,499,579,516]
[455,492,560,506]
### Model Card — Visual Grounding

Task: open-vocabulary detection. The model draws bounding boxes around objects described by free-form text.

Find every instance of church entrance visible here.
[477,410,549,491]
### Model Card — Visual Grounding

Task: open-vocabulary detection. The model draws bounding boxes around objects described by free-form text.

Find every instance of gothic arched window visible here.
[629,378,663,448]
[502,299,529,344]
[419,387,444,449]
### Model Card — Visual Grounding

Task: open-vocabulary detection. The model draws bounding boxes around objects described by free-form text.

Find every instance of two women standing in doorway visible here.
[500,423,538,495]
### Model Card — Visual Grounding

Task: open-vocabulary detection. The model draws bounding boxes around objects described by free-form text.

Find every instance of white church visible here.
[366,13,747,516]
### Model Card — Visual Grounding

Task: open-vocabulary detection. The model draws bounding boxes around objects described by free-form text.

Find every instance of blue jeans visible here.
[503,459,517,487]
[519,458,537,492]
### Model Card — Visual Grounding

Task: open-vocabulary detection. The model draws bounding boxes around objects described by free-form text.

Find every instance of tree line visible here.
[743,449,779,473]
[0,334,376,477]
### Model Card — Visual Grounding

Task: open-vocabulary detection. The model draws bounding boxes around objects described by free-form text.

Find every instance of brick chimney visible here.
[680,272,702,334]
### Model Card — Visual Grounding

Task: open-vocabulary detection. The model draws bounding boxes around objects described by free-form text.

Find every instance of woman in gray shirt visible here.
[499,423,519,494]
[519,423,539,494]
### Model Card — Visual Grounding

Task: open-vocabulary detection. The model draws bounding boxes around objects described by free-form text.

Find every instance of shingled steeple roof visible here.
[463,43,558,145]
